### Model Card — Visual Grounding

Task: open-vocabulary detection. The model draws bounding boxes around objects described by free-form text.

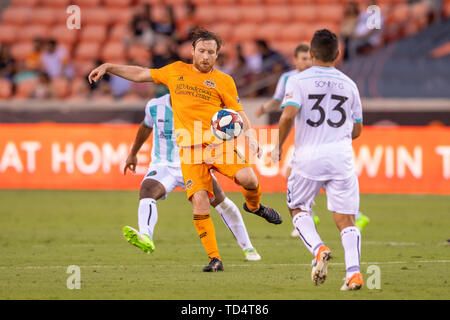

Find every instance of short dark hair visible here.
[191,28,222,52]
[294,43,310,56]
[310,29,339,62]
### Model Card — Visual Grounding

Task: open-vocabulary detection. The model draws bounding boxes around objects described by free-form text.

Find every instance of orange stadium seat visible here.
[240,6,267,23]
[18,25,50,42]
[73,60,95,78]
[40,0,70,8]
[411,1,429,29]
[166,0,190,5]
[128,45,152,65]
[390,3,410,23]
[191,0,216,5]
[194,6,217,24]
[273,41,300,58]
[75,42,101,61]
[290,0,315,4]
[14,79,39,99]
[72,0,102,8]
[266,6,292,23]
[207,23,233,41]
[103,0,133,8]
[239,0,262,4]
[255,23,283,41]
[213,0,237,6]
[230,23,258,42]
[177,41,193,60]
[80,25,108,43]
[138,0,161,5]
[101,41,126,61]
[278,23,307,41]
[52,77,71,99]
[446,1,450,18]
[11,0,40,7]
[316,5,344,24]
[108,8,135,25]
[1,7,31,25]
[29,8,58,26]
[0,25,17,43]
[218,7,242,23]
[0,79,12,100]
[110,25,130,41]
[82,8,112,25]
[10,42,34,61]
[292,5,318,23]
[50,25,80,47]
[265,0,289,5]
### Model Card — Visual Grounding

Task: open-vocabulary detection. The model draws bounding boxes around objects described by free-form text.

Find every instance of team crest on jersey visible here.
[285,92,293,99]
[204,79,215,88]
[186,179,194,190]
[178,76,184,81]
[146,170,157,177]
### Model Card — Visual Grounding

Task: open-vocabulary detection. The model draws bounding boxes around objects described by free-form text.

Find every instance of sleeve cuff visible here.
[281,102,301,109]
[354,118,363,123]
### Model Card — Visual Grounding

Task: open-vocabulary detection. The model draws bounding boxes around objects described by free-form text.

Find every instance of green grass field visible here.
[0,190,449,300]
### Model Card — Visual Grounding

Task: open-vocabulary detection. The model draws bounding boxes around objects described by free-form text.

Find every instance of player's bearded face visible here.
[192,40,218,73]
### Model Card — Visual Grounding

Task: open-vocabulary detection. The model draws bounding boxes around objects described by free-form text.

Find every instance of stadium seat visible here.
[50,25,80,47]
[82,8,112,25]
[11,0,40,7]
[255,23,283,41]
[194,6,217,24]
[72,0,102,8]
[207,23,233,41]
[217,7,242,23]
[75,42,101,61]
[213,0,237,6]
[0,25,17,43]
[266,6,292,23]
[239,6,267,23]
[265,0,288,5]
[230,23,258,42]
[40,0,70,8]
[391,3,410,23]
[101,41,126,61]
[166,0,191,5]
[52,77,71,99]
[10,41,34,61]
[103,0,133,7]
[0,79,12,100]
[14,79,39,99]
[128,45,152,65]
[18,25,50,42]
[108,8,135,25]
[178,41,193,60]
[110,25,130,41]
[278,23,307,41]
[0,7,31,25]
[292,6,318,23]
[316,5,344,24]
[29,8,58,26]
[80,25,108,43]
[445,0,450,18]
[273,41,303,58]
[191,0,215,5]
[411,1,429,30]
[239,0,262,4]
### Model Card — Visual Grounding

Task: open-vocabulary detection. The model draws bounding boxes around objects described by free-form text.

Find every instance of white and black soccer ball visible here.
[210,109,244,141]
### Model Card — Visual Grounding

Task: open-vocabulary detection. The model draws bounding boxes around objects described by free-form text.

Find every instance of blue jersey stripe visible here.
[149,105,161,162]
[164,106,175,162]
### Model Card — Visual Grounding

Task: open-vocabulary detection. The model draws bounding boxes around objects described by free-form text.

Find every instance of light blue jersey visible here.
[273,69,299,102]
[144,94,180,166]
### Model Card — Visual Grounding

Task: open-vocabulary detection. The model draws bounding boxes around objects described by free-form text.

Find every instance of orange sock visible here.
[193,213,221,260]
[242,184,261,212]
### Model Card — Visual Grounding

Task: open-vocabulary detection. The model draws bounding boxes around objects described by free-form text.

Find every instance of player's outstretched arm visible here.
[124,121,153,175]
[88,63,153,84]
[272,105,298,163]
[255,99,281,118]
[352,122,363,140]
[238,110,262,158]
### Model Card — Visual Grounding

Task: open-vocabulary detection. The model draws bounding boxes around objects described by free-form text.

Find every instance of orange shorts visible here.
[180,143,251,200]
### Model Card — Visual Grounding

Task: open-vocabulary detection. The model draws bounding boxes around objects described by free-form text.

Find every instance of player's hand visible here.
[123,154,138,175]
[245,132,262,159]
[254,105,265,118]
[271,145,282,164]
[88,64,108,84]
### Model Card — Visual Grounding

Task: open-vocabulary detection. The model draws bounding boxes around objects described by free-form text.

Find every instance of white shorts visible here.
[142,163,185,199]
[287,172,360,215]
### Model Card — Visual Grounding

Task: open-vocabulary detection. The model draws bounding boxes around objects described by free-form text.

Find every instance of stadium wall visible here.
[0,124,449,195]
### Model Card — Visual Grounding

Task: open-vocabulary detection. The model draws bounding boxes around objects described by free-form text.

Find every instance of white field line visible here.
[1,260,449,270]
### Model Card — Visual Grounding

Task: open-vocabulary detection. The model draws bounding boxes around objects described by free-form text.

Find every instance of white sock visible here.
[292,212,324,256]
[340,226,361,278]
[214,197,253,251]
[138,198,158,240]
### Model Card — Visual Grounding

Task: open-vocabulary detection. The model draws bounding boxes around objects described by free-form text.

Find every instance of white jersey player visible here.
[273,30,364,291]
[122,94,261,261]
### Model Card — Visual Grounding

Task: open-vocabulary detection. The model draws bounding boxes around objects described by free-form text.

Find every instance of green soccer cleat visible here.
[243,248,261,261]
[313,213,320,226]
[122,226,155,254]
[355,213,370,232]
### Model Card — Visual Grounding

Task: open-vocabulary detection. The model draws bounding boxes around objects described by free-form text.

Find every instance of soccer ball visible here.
[210,109,244,141]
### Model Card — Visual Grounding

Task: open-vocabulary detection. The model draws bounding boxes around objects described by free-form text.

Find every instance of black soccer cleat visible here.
[202,257,224,272]
[243,203,283,225]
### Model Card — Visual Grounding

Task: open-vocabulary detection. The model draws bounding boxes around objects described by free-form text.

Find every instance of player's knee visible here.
[140,179,165,200]
[334,212,355,231]
[235,168,259,189]
[191,190,211,214]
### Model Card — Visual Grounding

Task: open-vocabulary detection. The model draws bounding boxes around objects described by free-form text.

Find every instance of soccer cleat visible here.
[202,257,224,272]
[355,213,370,232]
[122,226,155,254]
[341,272,364,291]
[243,248,261,261]
[243,203,283,225]
[313,214,320,226]
[311,245,332,286]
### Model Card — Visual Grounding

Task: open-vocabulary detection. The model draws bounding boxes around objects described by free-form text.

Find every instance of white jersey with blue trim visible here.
[281,66,363,180]
[144,94,180,166]
[273,69,299,102]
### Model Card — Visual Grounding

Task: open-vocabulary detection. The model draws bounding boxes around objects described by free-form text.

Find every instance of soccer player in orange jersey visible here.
[88,29,282,272]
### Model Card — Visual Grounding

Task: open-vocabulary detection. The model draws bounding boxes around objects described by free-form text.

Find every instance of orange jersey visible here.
[150,61,243,147]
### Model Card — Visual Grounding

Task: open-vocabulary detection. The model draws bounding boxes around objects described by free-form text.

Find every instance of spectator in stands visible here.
[340,2,360,61]
[40,39,70,79]
[152,6,178,40]
[26,38,44,71]
[151,39,180,68]
[177,1,198,43]
[347,0,385,58]
[255,39,289,74]
[215,53,233,75]
[129,5,156,48]
[0,43,16,82]
[30,71,54,99]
